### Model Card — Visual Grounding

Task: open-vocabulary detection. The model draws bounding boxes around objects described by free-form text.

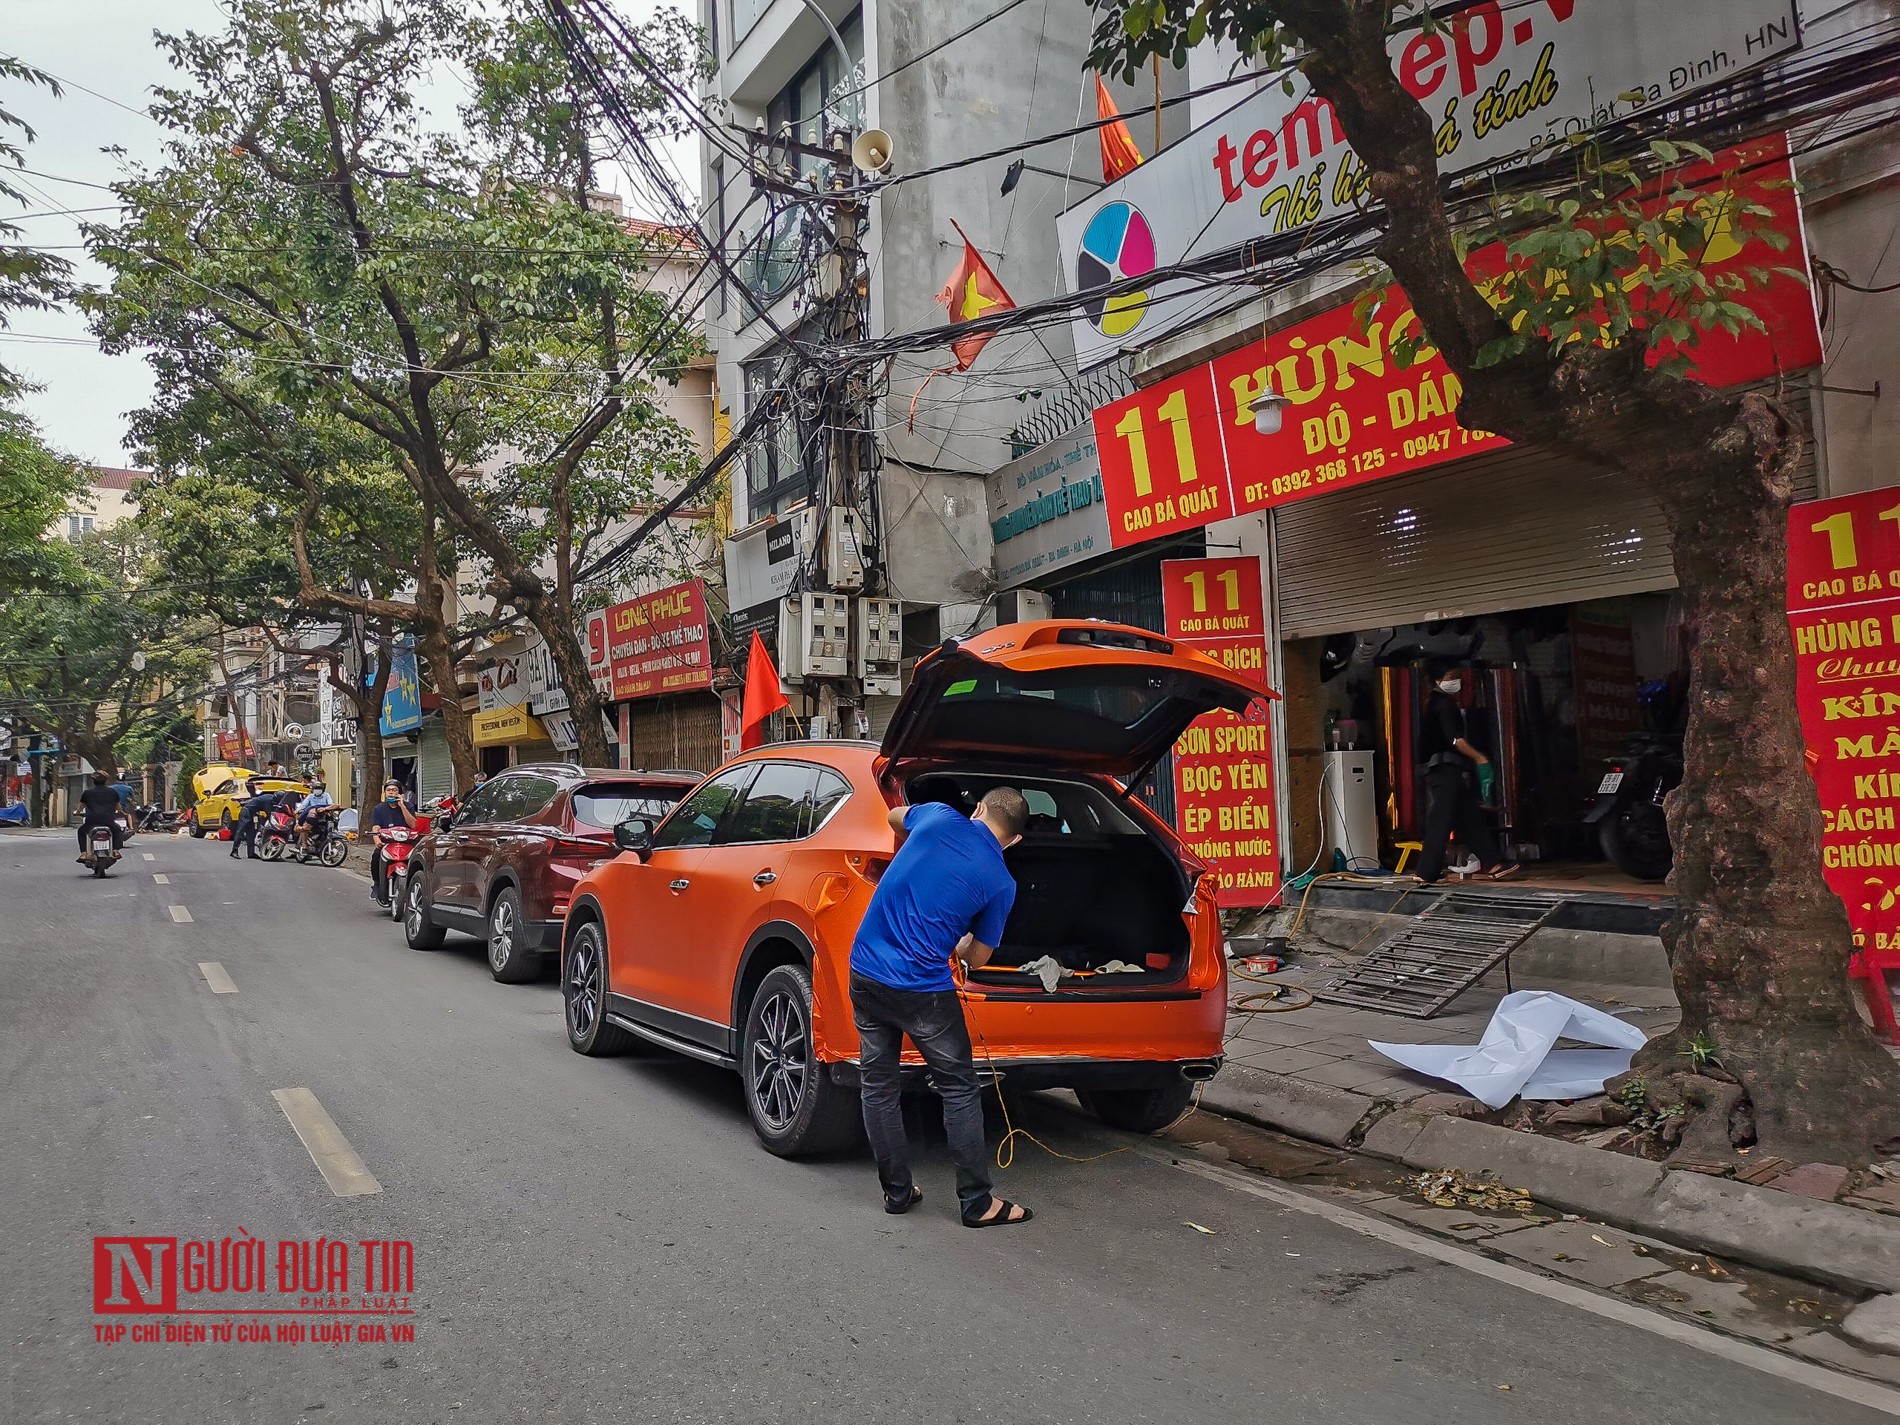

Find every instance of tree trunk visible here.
[412,516,478,793]
[343,624,393,827]
[1618,392,1900,1163]
[520,597,613,768]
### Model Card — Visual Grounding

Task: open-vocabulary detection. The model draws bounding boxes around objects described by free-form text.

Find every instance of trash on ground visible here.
[1184,1221,1215,1235]
[1369,990,1648,1108]
[1408,1167,1534,1213]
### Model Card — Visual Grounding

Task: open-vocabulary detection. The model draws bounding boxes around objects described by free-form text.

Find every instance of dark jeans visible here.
[231,811,259,857]
[77,820,122,853]
[1417,761,1503,882]
[850,970,993,1221]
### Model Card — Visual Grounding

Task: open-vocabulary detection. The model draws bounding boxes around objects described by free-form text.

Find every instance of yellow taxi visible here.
[188,765,309,836]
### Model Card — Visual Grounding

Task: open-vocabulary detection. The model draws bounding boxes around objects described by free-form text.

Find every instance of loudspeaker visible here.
[850,128,894,175]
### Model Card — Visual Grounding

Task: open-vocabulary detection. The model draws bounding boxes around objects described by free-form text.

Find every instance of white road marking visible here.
[271,1088,383,1197]
[153,873,169,884]
[167,905,192,923]
[1165,1154,1900,1417]
[141,852,155,862]
[197,962,238,994]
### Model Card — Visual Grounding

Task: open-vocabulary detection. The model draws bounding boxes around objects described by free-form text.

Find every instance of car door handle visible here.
[753,870,777,887]
[668,878,691,892]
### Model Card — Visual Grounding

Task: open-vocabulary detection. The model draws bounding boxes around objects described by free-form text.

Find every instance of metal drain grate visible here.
[1314,888,1568,1018]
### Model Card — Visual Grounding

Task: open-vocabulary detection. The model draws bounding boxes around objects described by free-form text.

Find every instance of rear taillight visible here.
[549,835,612,860]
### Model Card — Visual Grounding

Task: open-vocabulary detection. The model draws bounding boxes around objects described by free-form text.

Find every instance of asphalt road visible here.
[1,826,1892,1425]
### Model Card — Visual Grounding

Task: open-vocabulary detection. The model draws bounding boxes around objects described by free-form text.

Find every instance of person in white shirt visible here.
[294,779,335,853]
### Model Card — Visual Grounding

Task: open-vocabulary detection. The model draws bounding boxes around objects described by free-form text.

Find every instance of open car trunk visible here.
[905,771,1194,991]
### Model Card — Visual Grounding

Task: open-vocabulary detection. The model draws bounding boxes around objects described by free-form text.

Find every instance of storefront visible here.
[583,579,724,774]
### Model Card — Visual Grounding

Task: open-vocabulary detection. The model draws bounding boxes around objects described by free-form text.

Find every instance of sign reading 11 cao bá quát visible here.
[1162,558,1279,907]
[1786,489,1900,958]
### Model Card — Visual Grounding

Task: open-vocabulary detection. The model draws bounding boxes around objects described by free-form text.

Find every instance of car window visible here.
[455,782,505,825]
[487,774,559,824]
[571,783,688,831]
[721,762,819,846]
[652,766,757,850]
[1021,786,1070,835]
[803,770,851,837]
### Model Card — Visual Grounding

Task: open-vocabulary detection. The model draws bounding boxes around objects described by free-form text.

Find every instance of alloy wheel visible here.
[566,933,602,1040]
[749,989,808,1133]
[488,897,515,972]
[405,876,426,938]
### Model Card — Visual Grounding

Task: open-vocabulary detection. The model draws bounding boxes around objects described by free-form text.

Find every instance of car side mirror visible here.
[436,812,455,832]
[613,817,654,861]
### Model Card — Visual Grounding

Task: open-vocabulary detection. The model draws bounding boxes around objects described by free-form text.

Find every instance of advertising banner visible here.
[470,705,545,748]
[1161,557,1279,907]
[1095,137,1817,548]
[1787,491,1900,964]
[477,655,523,713]
[984,427,1113,589]
[1057,0,1801,369]
[378,647,423,737]
[585,580,714,703]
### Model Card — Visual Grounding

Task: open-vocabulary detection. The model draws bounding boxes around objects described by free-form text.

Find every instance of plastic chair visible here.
[1850,948,1900,1044]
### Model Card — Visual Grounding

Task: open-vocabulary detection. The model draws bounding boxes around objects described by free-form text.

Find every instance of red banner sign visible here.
[1097,138,1820,548]
[1162,557,1278,907]
[1787,488,1900,957]
[585,579,714,703]
[215,730,255,763]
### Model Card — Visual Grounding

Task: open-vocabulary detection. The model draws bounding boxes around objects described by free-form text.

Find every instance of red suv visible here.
[402,765,697,981]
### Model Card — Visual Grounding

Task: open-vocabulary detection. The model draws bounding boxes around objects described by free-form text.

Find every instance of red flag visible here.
[739,631,789,750]
[933,220,1016,371]
[1096,76,1144,182]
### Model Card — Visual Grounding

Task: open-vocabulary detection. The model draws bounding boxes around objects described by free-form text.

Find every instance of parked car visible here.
[402,765,697,982]
[189,770,308,837]
[558,619,1266,1157]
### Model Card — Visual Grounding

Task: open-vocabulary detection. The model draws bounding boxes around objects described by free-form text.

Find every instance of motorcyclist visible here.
[76,770,125,863]
[369,779,417,903]
[293,777,334,854]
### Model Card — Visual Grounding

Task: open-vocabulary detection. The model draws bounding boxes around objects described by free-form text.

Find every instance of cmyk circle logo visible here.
[1075,201,1155,338]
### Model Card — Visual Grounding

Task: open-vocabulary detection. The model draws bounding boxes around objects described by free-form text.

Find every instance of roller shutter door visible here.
[1276,392,1817,640]
[626,696,723,774]
[418,718,455,803]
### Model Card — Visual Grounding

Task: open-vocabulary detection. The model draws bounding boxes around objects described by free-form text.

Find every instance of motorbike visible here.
[1584,679,1684,882]
[83,822,119,878]
[375,800,445,919]
[290,806,348,868]
[135,803,176,833]
[256,805,298,861]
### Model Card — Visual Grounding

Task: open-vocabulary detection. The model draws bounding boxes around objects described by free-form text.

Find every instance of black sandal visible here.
[965,1196,1033,1228]
[884,1186,923,1215]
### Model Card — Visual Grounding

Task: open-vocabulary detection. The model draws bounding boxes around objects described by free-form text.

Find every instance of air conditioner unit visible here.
[856,597,903,697]
[779,593,852,680]
[996,588,1053,624]
[825,507,866,590]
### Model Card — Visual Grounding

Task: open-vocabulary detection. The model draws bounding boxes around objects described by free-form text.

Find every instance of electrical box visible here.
[779,593,852,680]
[825,507,866,591]
[856,597,903,697]
[996,588,1053,624]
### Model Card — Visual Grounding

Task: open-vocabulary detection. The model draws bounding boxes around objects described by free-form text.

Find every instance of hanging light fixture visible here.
[1247,379,1290,435]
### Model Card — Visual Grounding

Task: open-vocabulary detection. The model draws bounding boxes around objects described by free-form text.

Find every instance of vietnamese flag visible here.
[933,221,1016,371]
[1096,76,1143,182]
[739,631,789,750]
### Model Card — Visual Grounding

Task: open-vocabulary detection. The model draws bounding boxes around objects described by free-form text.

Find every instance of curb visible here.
[1199,1065,1900,1297]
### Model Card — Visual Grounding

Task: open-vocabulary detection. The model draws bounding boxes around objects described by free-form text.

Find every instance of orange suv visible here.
[560,621,1268,1155]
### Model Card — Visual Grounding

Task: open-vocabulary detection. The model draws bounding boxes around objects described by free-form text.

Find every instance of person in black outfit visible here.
[368,779,417,901]
[230,781,275,859]
[76,771,125,862]
[1415,663,1521,884]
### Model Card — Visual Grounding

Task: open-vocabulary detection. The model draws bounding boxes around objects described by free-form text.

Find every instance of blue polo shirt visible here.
[851,802,1017,994]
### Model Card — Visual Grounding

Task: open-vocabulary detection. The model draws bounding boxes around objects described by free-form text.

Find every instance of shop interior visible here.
[1296,592,1686,890]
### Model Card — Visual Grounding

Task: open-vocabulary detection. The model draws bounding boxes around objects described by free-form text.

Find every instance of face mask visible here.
[1438,678,1462,695]
[386,792,400,803]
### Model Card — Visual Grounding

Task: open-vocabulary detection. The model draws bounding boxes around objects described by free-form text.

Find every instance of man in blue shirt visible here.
[850,786,1031,1227]
[293,778,334,855]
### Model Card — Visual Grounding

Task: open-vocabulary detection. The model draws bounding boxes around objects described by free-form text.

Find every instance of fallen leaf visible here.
[1590,1234,1615,1247]
[1552,1253,1578,1262]
[1696,1310,1716,1318]
[1184,1222,1215,1235]
[1496,1384,1513,1391]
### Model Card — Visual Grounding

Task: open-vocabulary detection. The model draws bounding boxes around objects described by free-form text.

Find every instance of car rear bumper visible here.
[526,917,563,952]
[824,1055,1223,1092]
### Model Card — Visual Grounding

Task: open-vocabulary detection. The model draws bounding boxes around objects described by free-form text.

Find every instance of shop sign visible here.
[1057,0,1801,369]
[724,510,811,613]
[522,637,570,716]
[984,428,1113,589]
[379,647,423,736]
[471,705,545,748]
[1787,490,1900,959]
[477,655,524,713]
[1162,557,1279,907]
[1571,605,1642,766]
[215,730,255,763]
[585,579,714,703]
[1095,136,1817,548]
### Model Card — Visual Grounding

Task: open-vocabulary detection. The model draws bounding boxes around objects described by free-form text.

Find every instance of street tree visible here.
[88,0,706,779]
[0,54,71,401]
[1092,1,1900,1163]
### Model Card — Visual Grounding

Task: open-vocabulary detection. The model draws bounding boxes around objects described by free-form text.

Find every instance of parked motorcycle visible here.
[82,822,118,878]
[375,802,443,919]
[135,803,176,833]
[1585,680,1684,882]
[256,805,297,861]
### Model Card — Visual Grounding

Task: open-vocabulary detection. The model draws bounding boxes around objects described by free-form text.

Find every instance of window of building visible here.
[743,354,812,519]
[765,12,864,154]
[65,514,95,542]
